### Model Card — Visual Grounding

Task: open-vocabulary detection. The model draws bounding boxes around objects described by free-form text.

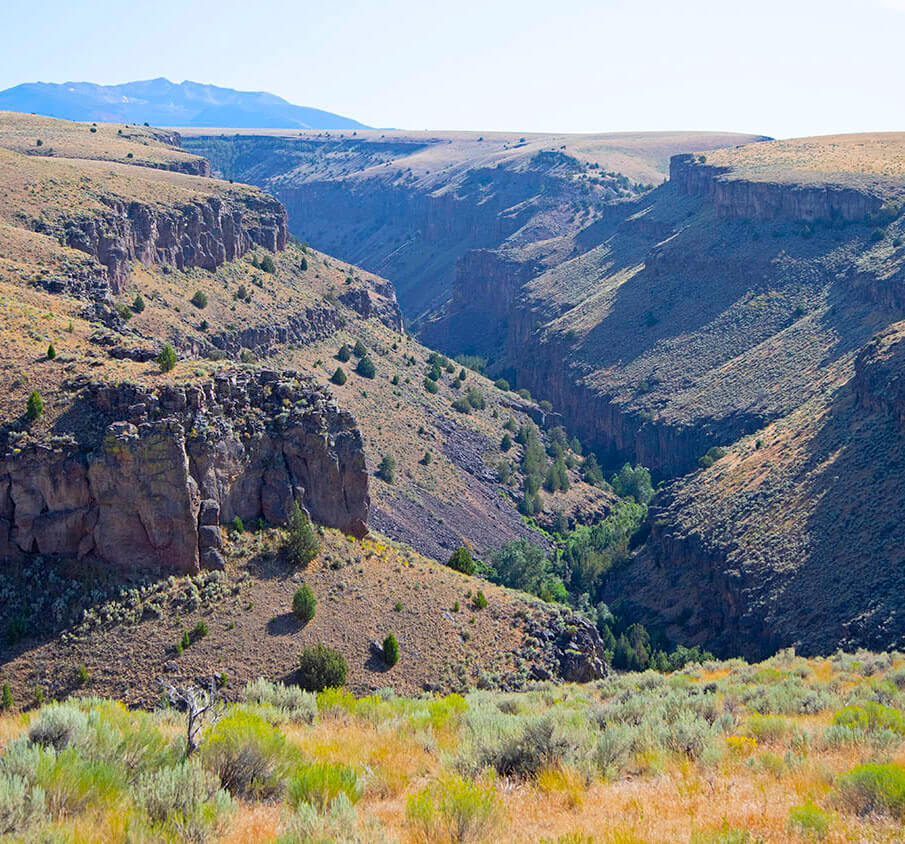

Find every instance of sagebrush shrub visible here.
[0,773,44,835]
[137,760,233,840]
[201,710,296,799]
[242,678,317,723]
[27,704,89,752]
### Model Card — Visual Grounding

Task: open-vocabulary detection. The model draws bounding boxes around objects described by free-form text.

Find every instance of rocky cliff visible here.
[37,192,288,294]
[670,153,885,223]
[1,370,369,573]
[183,130,761,324]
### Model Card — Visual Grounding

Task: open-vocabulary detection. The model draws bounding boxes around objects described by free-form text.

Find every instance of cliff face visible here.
[43,192,288,294]
[185,131,723,323]
[1,370,369,573]
[670,153,885,223]
[427,149,905,478]
[274,173,550,320]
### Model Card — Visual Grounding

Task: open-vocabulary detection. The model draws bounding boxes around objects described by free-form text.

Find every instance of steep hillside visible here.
[182,129,764,323]
[0,78,369,130]
[463,134,905,658]
[0,112,611,694]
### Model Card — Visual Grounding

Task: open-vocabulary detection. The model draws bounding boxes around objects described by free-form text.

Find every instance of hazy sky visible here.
[3,0,904,138]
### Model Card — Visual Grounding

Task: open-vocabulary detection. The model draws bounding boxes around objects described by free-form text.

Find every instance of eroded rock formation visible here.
[36,191,288,294]
[1,370,369,573]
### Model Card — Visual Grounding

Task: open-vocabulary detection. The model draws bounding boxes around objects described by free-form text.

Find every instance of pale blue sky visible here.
[3,0,904,137]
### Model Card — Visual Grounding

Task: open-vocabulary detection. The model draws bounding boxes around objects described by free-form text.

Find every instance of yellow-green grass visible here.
[2,651,905,842]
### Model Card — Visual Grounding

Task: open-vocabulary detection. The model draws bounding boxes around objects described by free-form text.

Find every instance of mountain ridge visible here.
[0,77,370,130]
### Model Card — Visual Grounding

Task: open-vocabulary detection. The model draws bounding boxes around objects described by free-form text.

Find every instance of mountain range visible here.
[0,77,369,129]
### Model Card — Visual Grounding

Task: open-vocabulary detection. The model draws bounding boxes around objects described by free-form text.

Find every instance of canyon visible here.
[184,127,905,657]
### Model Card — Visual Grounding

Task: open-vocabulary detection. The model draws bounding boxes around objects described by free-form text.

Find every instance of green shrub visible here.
[1,683,12,711]
[193,620,209,639]
[26,744,123,816]
[356,356,376,378]
[494,378,510,391]
[231,515,244,534]
[383,633,400,667]
[745,714,792,743]
[287,761,361,811]
[46,343,56,360]
[544,457,570,493]
[610,463,653,504]
[292,584,317,623]
[259,255,276,273]
[465,387,486,410]
[490,539,548,593]
[834,762,905,818]
[137,760,233,841]
[788,800,830,839]
[582,454,605,486]
[284,502,320,566]
[698,446,728,469]
[500,434,512,451]
[452,397,471,413]
[337,343,351,362]
[473,591,488,610]
[447,546,475,575]
[25,391,44,421]
[353,339,367,357]
[331,366,347,385]
[376,455,396,483]
[832,701,905,735]
[131,294,145,313]
[156,343,177,372]
[406,776,500,844]
[424,378,439,394]
[201,710,295,799]
[190,290,208,309]
[297,644,348,692]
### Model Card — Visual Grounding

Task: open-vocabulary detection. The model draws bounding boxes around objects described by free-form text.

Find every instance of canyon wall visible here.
[35,191,287,294]
[670,153,885,223]
[0,370,369,572]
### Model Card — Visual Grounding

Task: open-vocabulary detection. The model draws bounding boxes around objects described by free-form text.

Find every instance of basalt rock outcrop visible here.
[670,154,886,223]
[1,370,369,573]
[43,192,288,294]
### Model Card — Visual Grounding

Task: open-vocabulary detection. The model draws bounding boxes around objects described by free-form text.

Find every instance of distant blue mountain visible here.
[0,78,370,130]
